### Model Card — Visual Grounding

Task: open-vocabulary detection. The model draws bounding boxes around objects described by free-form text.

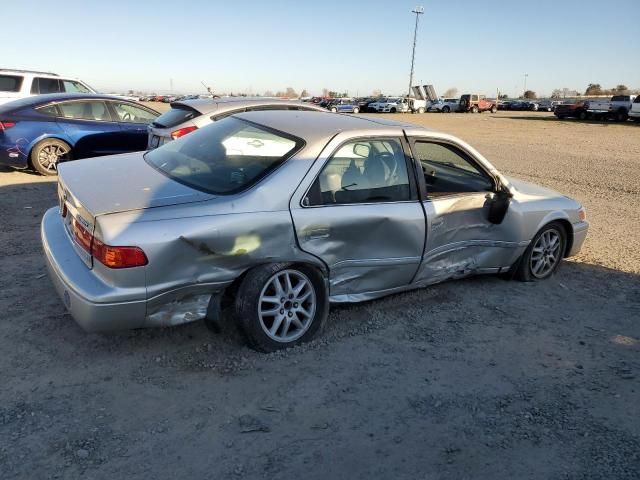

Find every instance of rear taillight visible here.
[71,217,147,268]
[92,239,148,269]
[72,218,93,254]
[170,125,197,139]
[0,121,16,130]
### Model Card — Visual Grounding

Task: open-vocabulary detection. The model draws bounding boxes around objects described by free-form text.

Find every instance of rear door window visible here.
[58,101,112,121]
[32,77,63,94]
[152,105,199,128]
[0,75,23,92]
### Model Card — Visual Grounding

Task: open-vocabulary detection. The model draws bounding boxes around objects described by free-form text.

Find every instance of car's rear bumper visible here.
[628,111,640,119]
[0,140,29,168]
[41,207,148,332]
[568,221,589,257]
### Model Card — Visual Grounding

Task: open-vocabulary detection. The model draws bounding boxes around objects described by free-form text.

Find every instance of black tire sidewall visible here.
[235,263,329,352]
[516,221,567,281]
[30,139,71,176]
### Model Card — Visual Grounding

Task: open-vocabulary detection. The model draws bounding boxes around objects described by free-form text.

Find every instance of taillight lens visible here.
[170,125,197,139]
[72,218,93,254]
[71,217,147,268]
[92,238,148,269]
[0,121,16,130]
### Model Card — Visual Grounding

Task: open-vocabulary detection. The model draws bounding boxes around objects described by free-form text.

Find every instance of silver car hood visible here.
[506,176,563,199]
[57,152,214,216]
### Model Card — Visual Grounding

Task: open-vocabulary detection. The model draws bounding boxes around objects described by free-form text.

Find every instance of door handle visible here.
[304,225,330,240]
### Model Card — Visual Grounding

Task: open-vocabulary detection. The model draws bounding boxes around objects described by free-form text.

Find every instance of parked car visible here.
[459,94,497,113]
[553,101,588,120]
[583,99,611,119]
[42,110,588,351]
[397,97,428,114]
[607,95,637,121]
[0,93,159,175]
[429,98,460,113]
[628,95,640,122]
[147,97,325,149]
[327,98,360,113]
[0,69,96,106]
[360,98,383,112]
[369,97,403,113]
[536,101,559,112]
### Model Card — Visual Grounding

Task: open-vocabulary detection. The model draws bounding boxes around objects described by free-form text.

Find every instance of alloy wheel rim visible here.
[38,144,69,172]
[530,229,561,278]
[258,269,316,343]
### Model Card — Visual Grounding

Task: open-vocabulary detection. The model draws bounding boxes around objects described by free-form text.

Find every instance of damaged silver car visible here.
[42,110,589,351]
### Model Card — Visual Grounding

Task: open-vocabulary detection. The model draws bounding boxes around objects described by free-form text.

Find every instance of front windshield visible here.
[145,117,304,195]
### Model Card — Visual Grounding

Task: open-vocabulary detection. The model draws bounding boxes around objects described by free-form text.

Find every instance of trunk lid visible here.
[57,152,214,217]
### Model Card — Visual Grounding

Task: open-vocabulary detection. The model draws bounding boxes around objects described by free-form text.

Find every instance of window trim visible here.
[301,135,419,208]
[407,137,498,201]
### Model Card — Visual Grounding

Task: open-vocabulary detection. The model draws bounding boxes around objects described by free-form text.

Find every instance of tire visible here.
[490,105,497,113]
[471,105,479,113]
[417,107,425,114]
[442,106,450,113]
[515,222,567,282]
[578,110,589,121]
[30,138,72,176]
[390,107,397,113]
[615,109,628,122]
[235,263,329,352]
[353,107,360,114]
[330,107,337,113]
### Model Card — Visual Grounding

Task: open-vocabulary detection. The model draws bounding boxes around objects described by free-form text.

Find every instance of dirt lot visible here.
[1,110,638,479]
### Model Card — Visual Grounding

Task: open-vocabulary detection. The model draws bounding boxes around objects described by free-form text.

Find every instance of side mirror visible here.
[353,143,370,157]
[487,188,512,224]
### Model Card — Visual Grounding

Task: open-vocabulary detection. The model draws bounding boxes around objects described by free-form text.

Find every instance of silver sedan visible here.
[42,110,588,351]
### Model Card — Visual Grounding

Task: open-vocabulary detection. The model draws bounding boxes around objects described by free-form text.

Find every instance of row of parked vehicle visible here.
[553,94,639,122]
[139,94,215,103]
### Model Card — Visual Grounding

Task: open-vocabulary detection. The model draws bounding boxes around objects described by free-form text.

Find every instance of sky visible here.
[3,0,639,98]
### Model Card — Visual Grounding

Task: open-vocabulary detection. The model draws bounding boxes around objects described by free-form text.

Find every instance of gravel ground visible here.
[1,110,638,479]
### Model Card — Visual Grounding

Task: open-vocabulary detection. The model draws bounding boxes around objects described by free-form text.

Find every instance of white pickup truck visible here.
[583,94,637,121]
[629,95,640,122]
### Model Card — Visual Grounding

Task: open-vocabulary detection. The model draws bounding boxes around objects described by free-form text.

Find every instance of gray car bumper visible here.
[568,221,589,257]
[41,208,147,332]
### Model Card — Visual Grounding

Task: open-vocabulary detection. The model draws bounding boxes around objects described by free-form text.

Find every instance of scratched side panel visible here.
[414,194,524,284]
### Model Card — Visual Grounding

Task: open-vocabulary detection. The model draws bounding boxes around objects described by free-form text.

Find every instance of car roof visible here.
[171,97,325,115]
[0,93,144,112]
[233,110,430,144]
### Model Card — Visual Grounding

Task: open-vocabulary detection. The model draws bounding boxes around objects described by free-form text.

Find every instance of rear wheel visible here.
[235,264,328,352]
[471,105,479,113]
[353,107,360,114]
[390,107,397,113]
[442,106,450,113]
[330,107,337,113]
[515,222,566,281]
[578,110,589,121]
[417,107,425,114]
[490,105,497,113]
[615,109,628,122]
[30,139,72,176]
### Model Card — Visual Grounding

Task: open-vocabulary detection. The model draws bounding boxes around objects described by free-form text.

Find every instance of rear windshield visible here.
[0,75,23,92]
[145,117,304,195]
[635,96,640,104]
[152,105,199,128]
[611,96,628,102]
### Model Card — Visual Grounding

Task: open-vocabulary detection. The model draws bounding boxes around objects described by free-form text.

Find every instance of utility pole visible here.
[523,73,528,96]
[408,6,424,98]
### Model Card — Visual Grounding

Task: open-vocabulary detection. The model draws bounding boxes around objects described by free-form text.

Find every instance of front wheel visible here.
[235,264,329,352]
[330,107,337,113]
[352,107,360,114]
[390,107,397,113]
[515,222,566,281]
[490,105,497,113]
[471,105,479,113]
[442,106,450,113]
[30,139,72,176]
[417,107,425,114]
[578,110,589,121]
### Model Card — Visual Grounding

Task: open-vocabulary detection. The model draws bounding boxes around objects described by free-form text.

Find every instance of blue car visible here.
[0,93,159,175]
[327,98,360,114]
